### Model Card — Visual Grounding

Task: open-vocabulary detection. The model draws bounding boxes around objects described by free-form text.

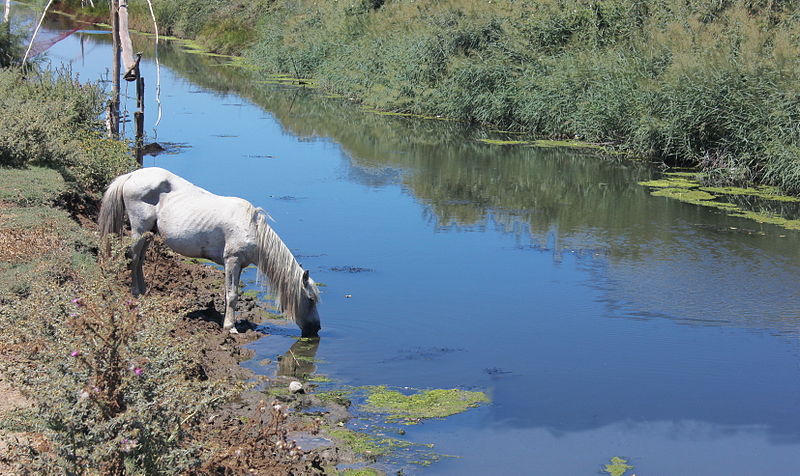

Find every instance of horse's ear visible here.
[302,269,309,283]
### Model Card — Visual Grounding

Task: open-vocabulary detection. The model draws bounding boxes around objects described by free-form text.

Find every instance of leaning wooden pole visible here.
[116,0,142,163]
[110,0,121,138]
[118,0,139,79]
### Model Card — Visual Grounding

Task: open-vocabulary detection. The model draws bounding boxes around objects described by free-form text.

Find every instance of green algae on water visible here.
[478,138,529,145]
[649,187,739,210]
[341,468,384,476]
[328,429,393,457]
[650,187,717,202]
[306,374,333,383]
[700,185,800,202]
[638,177,699,189]
[602,456,633,476]
[362,386,489,423]
[361,108,452,121]
[327,427,441,465]
[317,389,353,406]
[729,211,800,230]
[477,138,604,149]
[531,139,604,149]
[640,173,800,231]
[241,289,260,298]
[663,171,702,178]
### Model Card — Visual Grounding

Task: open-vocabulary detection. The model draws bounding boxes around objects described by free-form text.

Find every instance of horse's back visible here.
[119,167,257,264]
[124,167,197,201]
[156,186,257,264]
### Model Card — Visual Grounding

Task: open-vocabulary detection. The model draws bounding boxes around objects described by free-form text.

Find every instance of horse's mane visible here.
[252,208,318,319]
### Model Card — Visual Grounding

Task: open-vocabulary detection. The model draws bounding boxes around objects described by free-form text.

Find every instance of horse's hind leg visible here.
[126,203,157,296]
[130,232,154,296]
[223,257,242,333]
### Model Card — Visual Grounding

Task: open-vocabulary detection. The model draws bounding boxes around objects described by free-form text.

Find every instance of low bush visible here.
[0,67,135,195]
[0,25,22,67]
[0,241,237,474]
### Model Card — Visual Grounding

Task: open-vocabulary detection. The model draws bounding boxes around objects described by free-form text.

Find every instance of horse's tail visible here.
[98,172,132,254]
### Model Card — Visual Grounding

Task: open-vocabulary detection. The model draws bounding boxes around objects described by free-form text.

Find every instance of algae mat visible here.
[640,172,800,231]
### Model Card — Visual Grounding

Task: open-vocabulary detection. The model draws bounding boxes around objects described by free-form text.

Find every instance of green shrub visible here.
[0,25,23,67]
[0,67,135,195]
[197,17,256,56]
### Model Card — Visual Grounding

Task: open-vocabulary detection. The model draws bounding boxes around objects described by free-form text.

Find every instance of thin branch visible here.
[22,0,55,64]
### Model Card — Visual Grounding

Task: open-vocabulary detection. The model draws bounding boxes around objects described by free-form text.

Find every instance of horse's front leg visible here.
[130,232,153,296]
[223,257,242,333]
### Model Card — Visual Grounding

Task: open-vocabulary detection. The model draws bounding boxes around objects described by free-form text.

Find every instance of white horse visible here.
[98,167,321,336]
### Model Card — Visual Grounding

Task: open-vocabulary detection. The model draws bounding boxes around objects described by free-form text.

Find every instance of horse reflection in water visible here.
[278,338,321,379]
[98,167,321,336]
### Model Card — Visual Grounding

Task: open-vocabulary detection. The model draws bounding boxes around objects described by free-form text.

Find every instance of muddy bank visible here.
[140,239,359,470]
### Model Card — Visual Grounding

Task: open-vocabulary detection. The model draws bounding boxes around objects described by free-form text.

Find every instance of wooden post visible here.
[134,108,144,165]
[134,58,145,166]
[112,0,142,162]
[110,0,120,138]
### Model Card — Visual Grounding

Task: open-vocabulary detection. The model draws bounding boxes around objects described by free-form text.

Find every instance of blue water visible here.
[21,4,800,474]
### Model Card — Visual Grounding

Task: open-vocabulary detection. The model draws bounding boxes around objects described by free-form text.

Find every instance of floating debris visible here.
[328,266,374,273]
[142,142,191,156]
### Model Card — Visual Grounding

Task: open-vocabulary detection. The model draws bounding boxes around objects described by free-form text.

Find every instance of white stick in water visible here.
[22,0,55,64]
[145,0,163,128]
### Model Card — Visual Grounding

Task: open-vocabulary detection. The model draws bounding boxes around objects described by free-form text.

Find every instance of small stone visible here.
[289,381,304,394]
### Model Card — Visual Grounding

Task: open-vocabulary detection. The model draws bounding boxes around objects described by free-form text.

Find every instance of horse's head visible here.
[296,270,321,337]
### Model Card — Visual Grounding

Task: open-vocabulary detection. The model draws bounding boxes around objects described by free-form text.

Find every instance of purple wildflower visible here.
[70,350,80,357]
[120,438,139,453]
[71,297,84,307]
[133,367,143,376]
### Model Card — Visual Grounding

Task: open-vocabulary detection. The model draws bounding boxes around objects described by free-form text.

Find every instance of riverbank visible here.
[0,63,363,473]
[54,0,800,195]
[0,164,362,473]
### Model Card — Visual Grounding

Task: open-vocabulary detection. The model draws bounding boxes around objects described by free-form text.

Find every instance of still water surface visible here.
[19,5,800,474]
